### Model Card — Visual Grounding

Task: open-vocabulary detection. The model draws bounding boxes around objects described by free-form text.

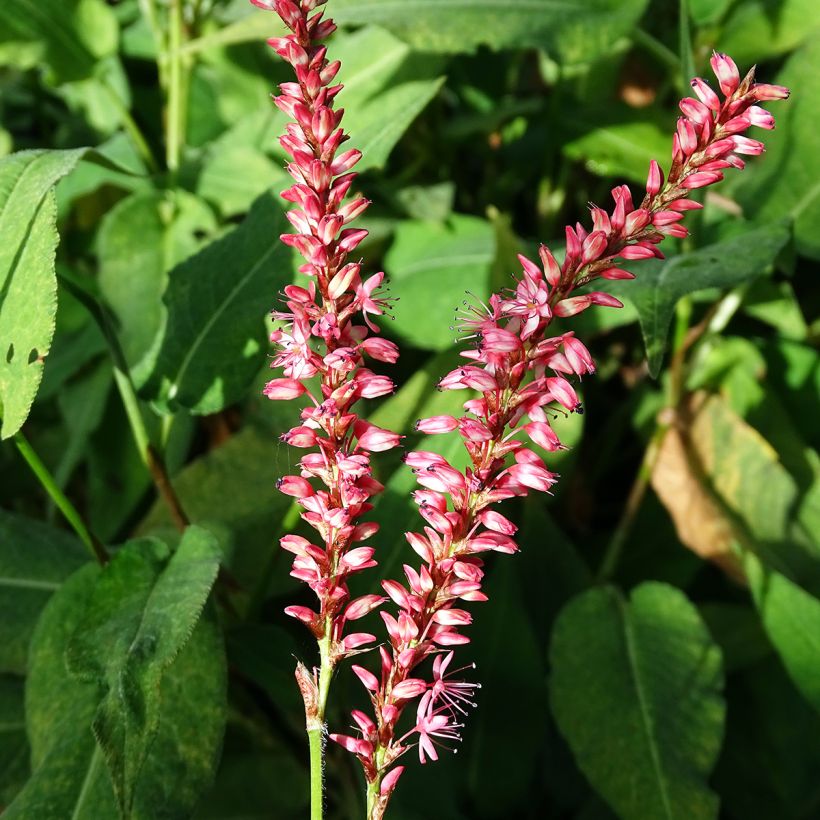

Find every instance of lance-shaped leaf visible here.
[609,221,791,376]
[0,510,88,674]
[549,582,726,820]
[65,527,221,817]
[5,564,227,820]
[0,148,88,438]
[144,191,292,414]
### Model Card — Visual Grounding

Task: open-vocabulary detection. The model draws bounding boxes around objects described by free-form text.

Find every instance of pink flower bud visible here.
[276,475,315,498]
[690,77,721,111]
[264,377,306,400]
[381,767,405,795]
[539,245,561,286]
[355,421,401,452]
[341,633,377,651]
[415,415,459,434]
[392,678,428,699]
[360,337,399,363]
[433,608,472,626]
[645,159,663,196]
[352,664,379,691]
[344,595,386,620]
[710,51,740,96]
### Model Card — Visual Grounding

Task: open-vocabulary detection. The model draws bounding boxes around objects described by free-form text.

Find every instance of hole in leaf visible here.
[28,348,39,364]
[5,344,13,363]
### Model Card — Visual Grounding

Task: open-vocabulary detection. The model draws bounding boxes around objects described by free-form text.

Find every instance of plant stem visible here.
[165,0,188,181]
[57,272,190,533]
[307,635,333,820]
[100,78,160,174]
[14,432,108,565]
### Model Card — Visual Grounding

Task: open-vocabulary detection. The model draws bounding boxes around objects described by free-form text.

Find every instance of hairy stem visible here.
[14,432,108,565]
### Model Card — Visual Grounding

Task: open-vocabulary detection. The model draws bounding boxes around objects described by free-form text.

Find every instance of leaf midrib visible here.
[168,241,281,399]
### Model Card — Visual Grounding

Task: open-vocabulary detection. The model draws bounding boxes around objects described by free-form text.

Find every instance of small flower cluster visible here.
[256,0,401,710]
[331,53,788,816]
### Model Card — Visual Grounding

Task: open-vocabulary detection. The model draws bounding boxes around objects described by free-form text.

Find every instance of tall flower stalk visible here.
[253,0,401,815]
[328,53,788,819]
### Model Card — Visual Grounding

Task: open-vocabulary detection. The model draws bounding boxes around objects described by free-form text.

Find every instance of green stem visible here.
[307,635,333,820]
[99,78,160,173]
[307,723,325,820]
[366,779,381,820]
[165,0,188,180]
[631,28,681,72]
[14,432,108,564]
[57,272,190,532]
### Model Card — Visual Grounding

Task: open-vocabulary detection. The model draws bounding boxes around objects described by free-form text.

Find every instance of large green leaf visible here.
[65,527,221,817]
[331,0,649,62]
[385,214,496,351]
[549,583,726,820]
[0,510,88,674]
[734,39,820,260]
[745,552,820,718]
[6,564,227,820]
[0,148,88,439]
[97,190,217,386]
[610,221,790,376]
[144,191,292,414]
[0,0,118,84]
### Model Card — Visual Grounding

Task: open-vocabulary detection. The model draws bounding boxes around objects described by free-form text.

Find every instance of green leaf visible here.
[563,117,671,184]
[6,564,227,820]
[144,191,292,414]
[197,146,286,218]
[0,675,29,807]
[65,527,222,816]
[96,190,217,385]
[334,27,445,171]
[331,0,649,63]
[716,0,820,64]
[610,221,790,376]
[745,552,820,717]
[0,510,88,674]
[0,0,118,84]
[0,148,89,439]
[549,582,726,820]
[385,214,496,351]
[734,39,820,260]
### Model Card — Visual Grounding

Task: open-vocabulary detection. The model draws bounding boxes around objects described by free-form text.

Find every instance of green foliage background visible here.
[0,0,819,818]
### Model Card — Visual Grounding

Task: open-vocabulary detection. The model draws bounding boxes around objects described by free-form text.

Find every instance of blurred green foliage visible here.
[0,0,818,818]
